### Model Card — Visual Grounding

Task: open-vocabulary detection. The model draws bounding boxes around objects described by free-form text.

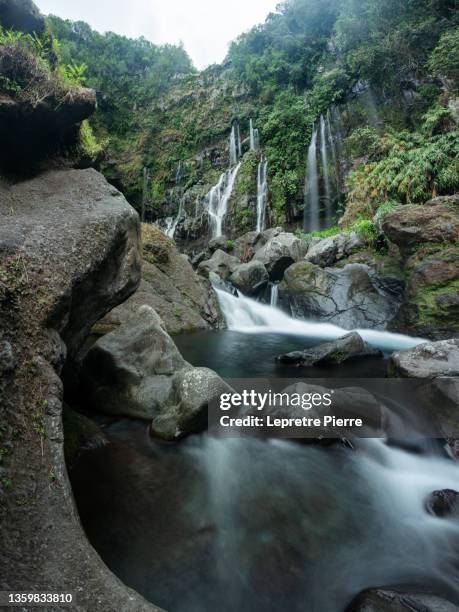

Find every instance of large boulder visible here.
[233,230,261,261]
[0,0,45,34]
[198,248,240,281]
[381,199,459,256]
[305,232,363,267]
[81,305,230,438]
[346,589,459,611]
[229,260,268,295]
[95,224,224,335]
[276,332,382,366]
[0,168,157,610]
[253,232,308,280]
[389,339,459,378]
[403,244,459,339]
[280,262,404,330]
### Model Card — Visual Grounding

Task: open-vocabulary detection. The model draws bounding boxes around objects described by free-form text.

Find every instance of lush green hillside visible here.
[46,0,458,230]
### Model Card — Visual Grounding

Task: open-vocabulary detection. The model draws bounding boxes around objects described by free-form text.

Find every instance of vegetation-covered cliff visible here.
[45,0,458,239]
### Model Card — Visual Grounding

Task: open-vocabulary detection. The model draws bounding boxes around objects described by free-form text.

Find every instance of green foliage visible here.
[373,200,399,222]
[352,219,376,244]
[348,128,459,205]
[428,27,459,91]
[300,226,342,242]
[345,127,380,158]
[59,60,88,86]
[422,104,455,136]
[226,240,234,251]
[79,120,104,161]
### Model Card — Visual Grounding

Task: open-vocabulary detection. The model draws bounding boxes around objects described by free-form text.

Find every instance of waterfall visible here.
[214,287,424,352]
[303,127,319,232]
[320,115,332,224]
[249,119,259,152]
[229,125,239,166]
[326,109,340,194]
[270,283,279,307]
[165,195,184,239]
[207,163,241,238]
[256,156,268,232]
[237,123,242,158]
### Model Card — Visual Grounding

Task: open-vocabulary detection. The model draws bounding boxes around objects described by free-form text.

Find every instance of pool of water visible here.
[69,330,459,612]
[173,330,388,379]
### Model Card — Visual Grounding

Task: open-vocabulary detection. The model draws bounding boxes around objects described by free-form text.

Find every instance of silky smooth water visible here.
[69,289,458,612]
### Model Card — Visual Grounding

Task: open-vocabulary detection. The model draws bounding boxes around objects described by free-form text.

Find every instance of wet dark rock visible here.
[198,248,240,281]
[0,340,16,373]
[389,339,459,378]
[347,588,459,611]
[276,332,383,366]
[63,406,108,466]
[82,305,230,437]
[280,262,403,330]
[305,232,363,267]
[233,230,261,261]
[253,231,308,281]
[381,200,459,256]
[208,235,231,253]
[96,225,223,335]
[0,0,45,34]
[0,168,157,610]
[425,489,459,518]
[229,260,269,295]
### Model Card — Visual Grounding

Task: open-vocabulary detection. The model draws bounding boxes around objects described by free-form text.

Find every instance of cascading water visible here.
[229,124,239,167]
[256,156,268,232]
[207,163,241,238]
[214,287,424,352]
[201,435,459,612]
[326,109,340,195]
[320,114,332,224]
[270,283,279,307]
[165,196,184,239]
[165,161,185,238]
[249,119,259,152]
[303,126,319,232]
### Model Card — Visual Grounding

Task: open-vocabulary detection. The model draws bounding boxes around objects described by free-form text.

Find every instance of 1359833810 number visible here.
[1,592,74,606]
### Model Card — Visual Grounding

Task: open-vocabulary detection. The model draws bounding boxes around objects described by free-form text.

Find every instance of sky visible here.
[34,0,280,69]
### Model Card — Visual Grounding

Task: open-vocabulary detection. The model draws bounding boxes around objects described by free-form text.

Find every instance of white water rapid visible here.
[304,126,319,232]
[214,287,424,352]
[207,163,241,238]
[256,156,268,232]
[202,434,459,611]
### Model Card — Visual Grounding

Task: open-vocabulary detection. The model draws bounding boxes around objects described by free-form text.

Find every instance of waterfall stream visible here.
[214,287,424,352]
[207,163,241,238]
[230,124,239,167]
[250,119,259,152]
[303,127,319,232]
[165,196,184,238]
[256,156,268,232]
[320,114,332,224]
[270,283,278,307]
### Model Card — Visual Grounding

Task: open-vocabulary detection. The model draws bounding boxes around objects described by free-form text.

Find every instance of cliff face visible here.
[0,168,162,610]
[0,3,158,607]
